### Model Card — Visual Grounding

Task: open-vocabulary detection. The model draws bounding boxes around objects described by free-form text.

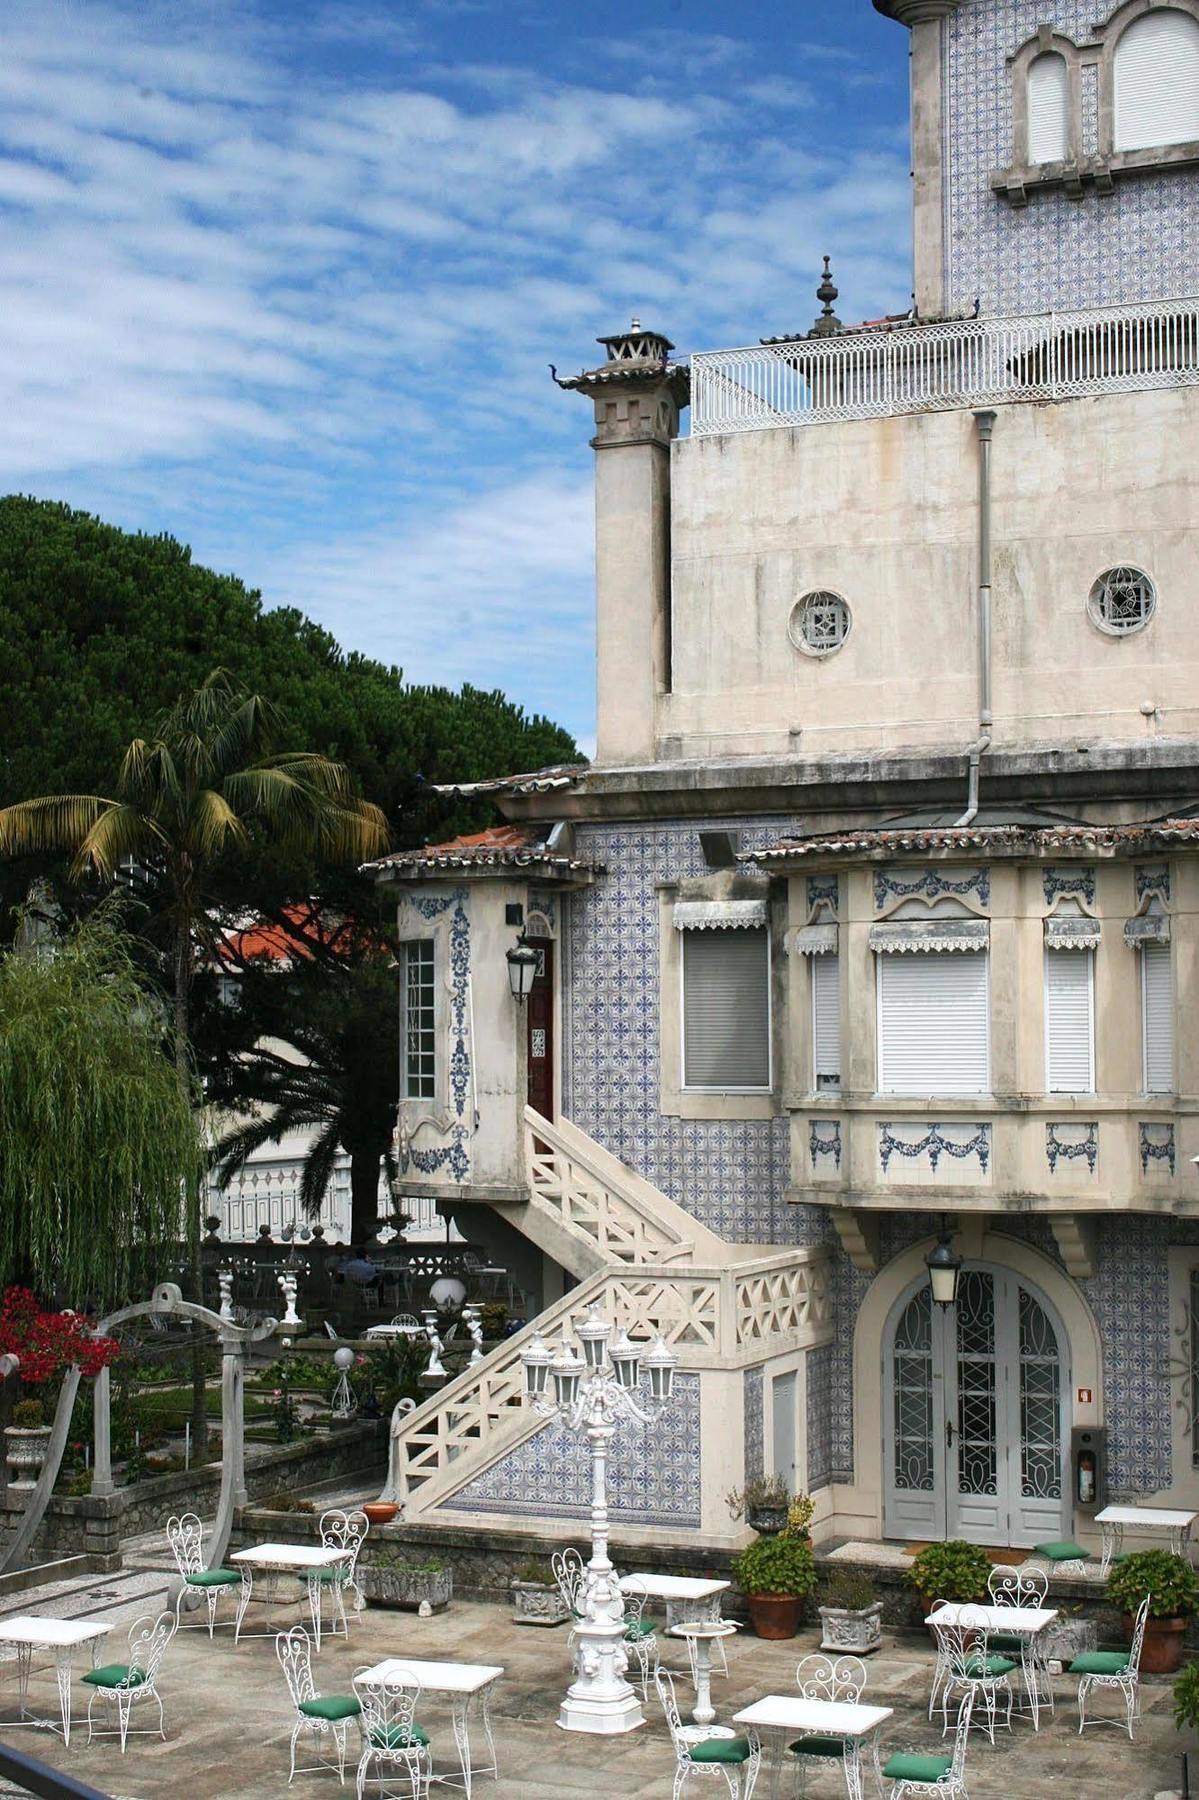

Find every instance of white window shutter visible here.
[1115,9,1199,152]
[682,927,771,1090]
[1142,942,1174,1093]
[812,953,841,1090]
[1028,52,1070,163]
[1044,949,1094,1094]
[877,952,989,1095]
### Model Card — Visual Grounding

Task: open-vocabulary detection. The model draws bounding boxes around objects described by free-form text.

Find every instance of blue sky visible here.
[2,0,913,753]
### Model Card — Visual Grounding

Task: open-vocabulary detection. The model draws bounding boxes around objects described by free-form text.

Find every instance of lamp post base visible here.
[558,1684,645,1734]
[557,1619,645,1735]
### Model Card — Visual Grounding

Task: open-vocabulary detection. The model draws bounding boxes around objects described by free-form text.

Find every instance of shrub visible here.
[11,1398,45,1429]
[726,1473,790,1520]
[1174,1661,1199,1732]
[512,1560,555,1585]
[733,1532,817,1598]
[262,1489,315,1514]
[905,1540,992,1604]
[1108,1549,1199,1620]
[787,1493,815,1538]
[822,1568,877,1612]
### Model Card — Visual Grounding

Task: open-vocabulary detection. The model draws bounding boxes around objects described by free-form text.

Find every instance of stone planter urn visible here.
[4,1426,52,1489]
[511,1580,569,1627]
[818,1601,884,1655]
[747,1504,790,1536]
[361,1563,452,1615]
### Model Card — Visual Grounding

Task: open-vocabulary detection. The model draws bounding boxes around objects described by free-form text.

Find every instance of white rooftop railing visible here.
[689,295,1199,437]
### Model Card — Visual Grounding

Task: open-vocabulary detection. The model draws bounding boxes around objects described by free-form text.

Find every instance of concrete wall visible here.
[656,386,1199,764]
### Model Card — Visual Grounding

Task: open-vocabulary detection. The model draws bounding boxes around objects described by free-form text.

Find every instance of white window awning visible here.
[869,919,989,955]
[673,898,768,932]
[793,923,839,956]
[1125,913,1171,948]
[1044,916,1101,951]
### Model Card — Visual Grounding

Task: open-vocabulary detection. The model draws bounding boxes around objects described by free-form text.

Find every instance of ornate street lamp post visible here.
[522,1303,677,1734]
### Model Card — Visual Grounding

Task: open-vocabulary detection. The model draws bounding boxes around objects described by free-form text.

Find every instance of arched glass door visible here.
[883,1265,1069,1546]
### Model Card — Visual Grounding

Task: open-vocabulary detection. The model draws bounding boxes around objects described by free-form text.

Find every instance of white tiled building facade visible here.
[370,0,1199,1556]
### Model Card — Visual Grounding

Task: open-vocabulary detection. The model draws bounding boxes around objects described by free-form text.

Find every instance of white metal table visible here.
[926,1602,1058,1731]
[670,1621,738,1727]
[0,1615,112,1747]
[356,1657,503,1799]
[230,1543,350,1651]
[1096,1504,1198,1575]
[733,1694,892,1800]
[619,1573,731,1628]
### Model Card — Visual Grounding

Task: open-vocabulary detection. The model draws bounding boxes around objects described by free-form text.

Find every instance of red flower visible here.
[0,1287,119,1386]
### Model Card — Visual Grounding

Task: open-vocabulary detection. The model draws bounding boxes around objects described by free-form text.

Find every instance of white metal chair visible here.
[83,1610,176,1753]
[310,1508,368,1635]
[987,1561,1053,1718]
[787,1653,867,1789]
[276,1625,359,1786]
[656,1667,761,1799]
[1073,1592,1149,1739]
[881,1692,974,1799]
[352,1664,431,1799]
[166,1511,240,1638]
[621,1576,660,1699]
[928,1604,1014,1744]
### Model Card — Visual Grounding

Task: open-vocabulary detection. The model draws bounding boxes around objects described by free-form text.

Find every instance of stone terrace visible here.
[1,1548,1188,1800]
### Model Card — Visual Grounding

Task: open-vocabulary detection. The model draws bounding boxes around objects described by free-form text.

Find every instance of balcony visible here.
[689,295,1199,437]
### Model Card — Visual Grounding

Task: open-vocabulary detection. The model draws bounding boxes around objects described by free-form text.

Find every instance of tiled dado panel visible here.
[828,1216,1199,1495]
[805,1343,834,1494]
[563,819,831,1246]
[943,2,1199,314]
[743,1366,764,1482]
[442,1373,702,1528]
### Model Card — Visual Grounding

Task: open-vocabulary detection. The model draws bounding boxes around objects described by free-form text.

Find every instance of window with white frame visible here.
[1044,948,1095,1093]
[1027,51,1070,162]
[1142,941,1174,1093]
[681,926,771,1091]
[1114,8,1199,153]
[400,938,436,1100]
[876,951,989,1096]
[811,952,841,1091]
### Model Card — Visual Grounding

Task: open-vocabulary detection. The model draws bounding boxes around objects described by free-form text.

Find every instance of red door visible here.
[526,937,555,1121]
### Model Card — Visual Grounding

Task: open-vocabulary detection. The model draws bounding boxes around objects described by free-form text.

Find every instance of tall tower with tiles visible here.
[875,0,1199,316]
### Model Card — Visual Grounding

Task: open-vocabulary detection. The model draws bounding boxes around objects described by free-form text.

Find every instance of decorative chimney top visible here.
[593,318,676,369]
[809,257,842,338]
[554,317,689,444]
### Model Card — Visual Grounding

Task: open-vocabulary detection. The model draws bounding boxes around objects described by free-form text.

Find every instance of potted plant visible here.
[818,1567,883,1655]
[733,1532,817,1638]
[1173,1660,1199,1734]
[4,1397,51,1489]
[362,1550,452,1615]
[1107,1549,1199,1674]
[510,1559,569,1627]
[727,1473,792,1536]
[904,1540,992,1627]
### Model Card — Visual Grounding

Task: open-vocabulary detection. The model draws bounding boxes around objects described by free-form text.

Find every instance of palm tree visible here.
[0,671,388,1449]
[210,951,399,1246]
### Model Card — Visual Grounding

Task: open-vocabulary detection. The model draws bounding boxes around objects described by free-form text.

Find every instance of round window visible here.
[1087,566,1156,636]
[789,590,851,657]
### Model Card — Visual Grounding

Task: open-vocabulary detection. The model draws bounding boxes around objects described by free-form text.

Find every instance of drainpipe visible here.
[955,409,996,826]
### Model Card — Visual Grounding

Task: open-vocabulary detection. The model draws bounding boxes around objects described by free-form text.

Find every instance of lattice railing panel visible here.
[691,295,1199,437]
[735,1256,833,1349]
[524,1112,696,1265]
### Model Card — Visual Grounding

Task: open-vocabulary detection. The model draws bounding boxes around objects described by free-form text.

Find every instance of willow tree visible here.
[0,671,389,1450]
[0,916,204,1306]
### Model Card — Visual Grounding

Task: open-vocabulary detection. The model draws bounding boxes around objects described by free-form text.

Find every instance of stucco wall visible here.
[661,387,1199,763]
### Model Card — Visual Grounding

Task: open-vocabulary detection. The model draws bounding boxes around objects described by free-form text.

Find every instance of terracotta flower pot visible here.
[362,1501,399,1526]
[1127,1612,1188,1674]
[747,1593,804,1639]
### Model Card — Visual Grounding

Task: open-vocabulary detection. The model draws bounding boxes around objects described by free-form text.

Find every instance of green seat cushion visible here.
[881,1751,954,1783]
[82,1665,146,1690]
[688,1735,752,1765]
[299,1695,361,1722]
[312,1567,348,1584]
[1034,1540,1089,1562]
[1069,1650,1130,1675]
[788,1734,845,1758]
[987,1631,1023,1651]
[369,1722,430,1751]
[964,1653,1017,1678]
[624,1619,655,1640]
[185,1568,240,1587]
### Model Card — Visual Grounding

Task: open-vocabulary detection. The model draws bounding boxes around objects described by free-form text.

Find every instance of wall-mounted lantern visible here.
[925,1232,963,1308]
[506,936,538,1002]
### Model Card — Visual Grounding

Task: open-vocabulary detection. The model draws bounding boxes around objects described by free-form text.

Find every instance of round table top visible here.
[669,1620,739,1640]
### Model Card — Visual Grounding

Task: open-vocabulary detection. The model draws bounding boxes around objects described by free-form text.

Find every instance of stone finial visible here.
[809,256,842,338]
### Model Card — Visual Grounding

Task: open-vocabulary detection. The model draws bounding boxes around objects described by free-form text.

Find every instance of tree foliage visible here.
[0,915,205,1306]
